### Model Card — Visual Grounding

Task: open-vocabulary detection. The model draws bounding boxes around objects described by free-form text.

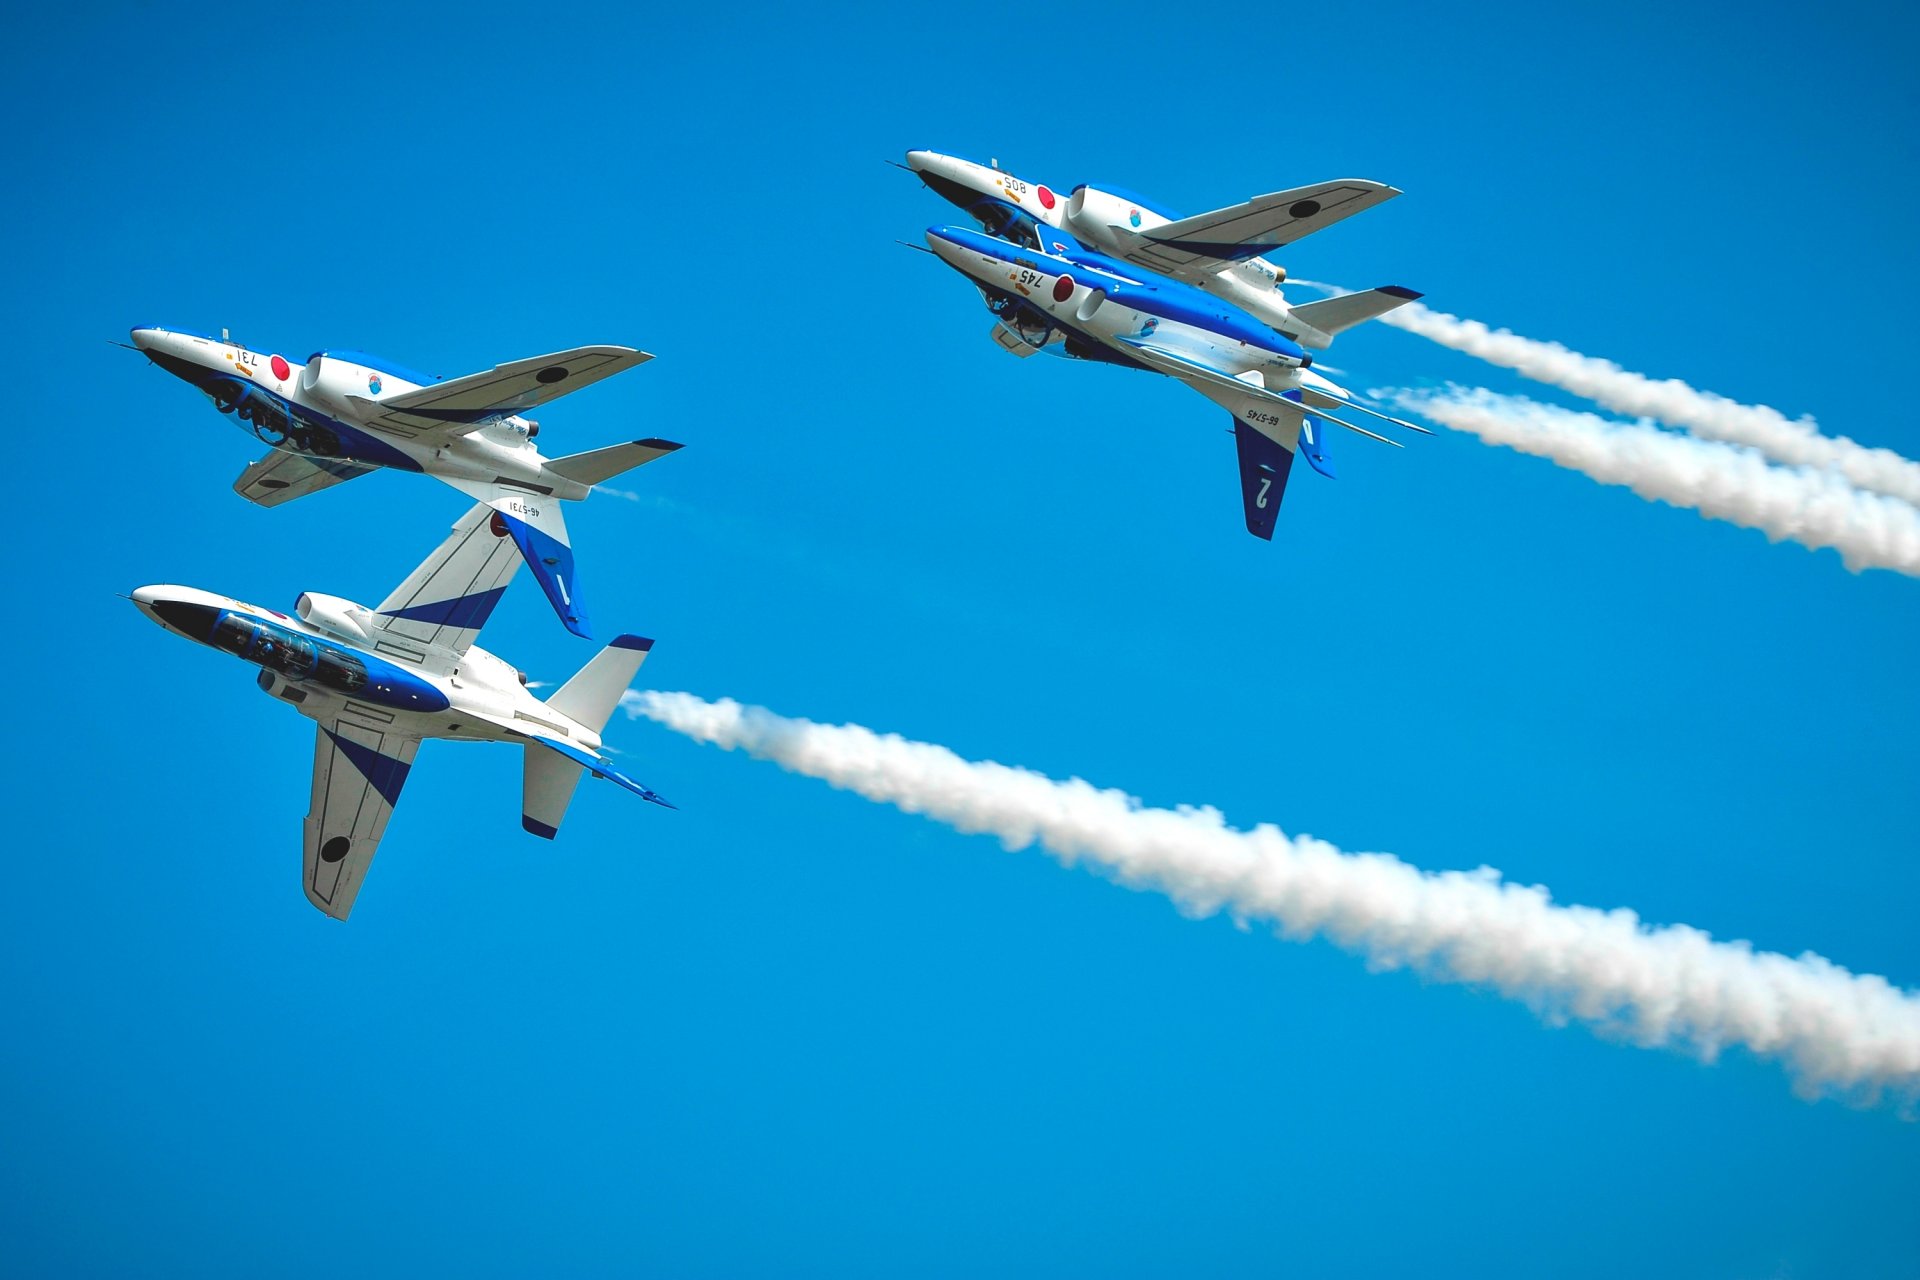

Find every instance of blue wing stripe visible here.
[377,586,508,629]
[324,731,413,807]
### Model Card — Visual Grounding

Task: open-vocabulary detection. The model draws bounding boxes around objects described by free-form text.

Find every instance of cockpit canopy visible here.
[213,612,367,694]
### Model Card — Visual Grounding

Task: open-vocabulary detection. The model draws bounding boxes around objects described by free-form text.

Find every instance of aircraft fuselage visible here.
[129,328,593,500]
[925,225,1309,386]
[129,584,603,752]
[904,151,1299,332]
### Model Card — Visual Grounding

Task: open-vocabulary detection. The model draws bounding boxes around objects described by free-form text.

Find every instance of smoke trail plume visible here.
[1295,282,1920,506]
[628,690,1920,1106]
[1390,385,1920,576]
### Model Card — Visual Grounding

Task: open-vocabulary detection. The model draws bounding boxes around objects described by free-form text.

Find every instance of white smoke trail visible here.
[1294,282,1920,505]
[628,690,1920,1106]
[1390,385,1920,576]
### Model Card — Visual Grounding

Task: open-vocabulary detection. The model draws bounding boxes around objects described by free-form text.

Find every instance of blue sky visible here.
[8,1,1919,1274]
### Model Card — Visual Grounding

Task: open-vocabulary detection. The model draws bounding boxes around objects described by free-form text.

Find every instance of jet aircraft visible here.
[129,327,681,638]
[921,223,1428,537]
[131,502,674,920]
[904,150,1409,348]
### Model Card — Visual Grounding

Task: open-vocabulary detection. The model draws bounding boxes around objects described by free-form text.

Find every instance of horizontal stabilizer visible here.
[546,635,655,735]
[530,734,675,809]
[522,745,585,839]
[545,438,682,487]
[1289,287,1422,342]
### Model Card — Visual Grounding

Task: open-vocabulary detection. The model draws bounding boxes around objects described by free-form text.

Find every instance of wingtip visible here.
[1378,285,1424,301]
[522,816,560,840]
[634,437,683,451]
[610,634,654,652]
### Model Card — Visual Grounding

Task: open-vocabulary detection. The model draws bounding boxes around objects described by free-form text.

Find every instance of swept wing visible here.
[1116,180,1401,282]
[348,346,653,445]
[233,451,374,507]
[303,712,422,920]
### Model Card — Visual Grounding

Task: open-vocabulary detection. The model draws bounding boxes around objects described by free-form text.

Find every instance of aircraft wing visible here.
[233,451,375,508]
[303,713,423,920]
[369,502,524,668]
[347,346,652,445]
[1117,180,1400,281]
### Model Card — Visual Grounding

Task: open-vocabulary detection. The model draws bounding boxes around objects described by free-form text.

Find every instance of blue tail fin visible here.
[1287,390,1336,478]
[1232,418,1295,540]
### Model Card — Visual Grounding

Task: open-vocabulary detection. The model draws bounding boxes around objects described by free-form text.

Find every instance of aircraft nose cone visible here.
[130,585,160,608]
[905,149,933,172]
[923,227,967,267]
[129,326,159,350]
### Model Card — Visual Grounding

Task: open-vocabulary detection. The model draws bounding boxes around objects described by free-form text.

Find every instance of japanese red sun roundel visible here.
[1053,274,1075,303]
[270,354,290,381]
[1037,185,1056,210]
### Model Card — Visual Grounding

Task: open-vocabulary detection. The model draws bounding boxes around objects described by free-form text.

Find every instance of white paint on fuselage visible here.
[129,584,602,752]
[904,151,1302,333]
[927,236,1306,390]
[127,329,591,500]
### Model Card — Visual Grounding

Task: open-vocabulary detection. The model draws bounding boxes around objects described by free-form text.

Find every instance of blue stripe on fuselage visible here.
[930,226,1303,360]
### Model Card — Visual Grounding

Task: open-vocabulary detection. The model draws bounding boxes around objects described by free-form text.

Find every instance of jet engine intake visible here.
[295,592,375,644]
[301,354,377,416]
[1066,185,1172,240]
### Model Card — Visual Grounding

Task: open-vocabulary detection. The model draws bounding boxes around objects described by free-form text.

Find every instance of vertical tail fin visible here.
[546,635,654,735]
[1232,418,1296,540]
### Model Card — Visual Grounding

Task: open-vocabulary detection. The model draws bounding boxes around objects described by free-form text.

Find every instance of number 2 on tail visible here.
[1256,477,1272,509]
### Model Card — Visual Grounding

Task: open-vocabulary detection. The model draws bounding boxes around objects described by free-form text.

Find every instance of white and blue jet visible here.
[904,149,1408,348]
[921,220,1428,538]
[131,501,673,920]
[129,327,681,638]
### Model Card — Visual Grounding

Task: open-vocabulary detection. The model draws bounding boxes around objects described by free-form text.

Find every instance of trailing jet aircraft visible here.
[129,327,681,638]
[903,150,1405,349]
[922,223,1428,538]
[130,502,674,920]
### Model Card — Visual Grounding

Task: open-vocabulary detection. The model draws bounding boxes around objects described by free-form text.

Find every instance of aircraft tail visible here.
[1289,286,1422,345]
[521,635,658,838]
[522,746,585,839]
[546,438,682,488]
[546,635,655,735]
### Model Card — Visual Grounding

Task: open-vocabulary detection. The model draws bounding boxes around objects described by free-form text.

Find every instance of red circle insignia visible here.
[1037,185,1056,210]
[1052,274,1075,303]
[270,354,290,381]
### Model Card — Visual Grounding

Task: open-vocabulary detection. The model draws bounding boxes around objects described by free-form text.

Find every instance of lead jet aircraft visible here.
[923,223,1427,537]
[131,502,673,920]
[130,327,682,638]
[903,150,1409,350]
